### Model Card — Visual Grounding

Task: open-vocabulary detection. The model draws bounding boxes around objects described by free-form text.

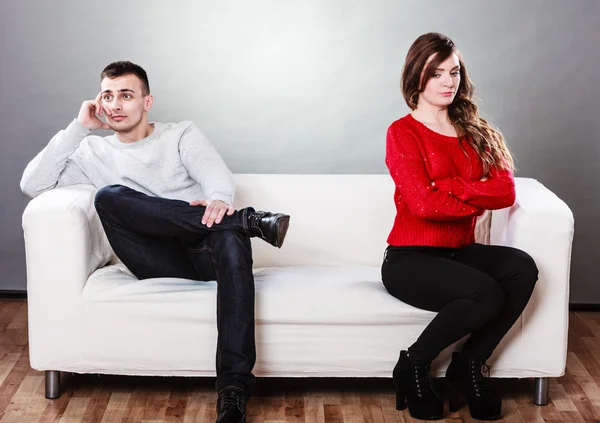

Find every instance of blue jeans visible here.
[94,184,256,393]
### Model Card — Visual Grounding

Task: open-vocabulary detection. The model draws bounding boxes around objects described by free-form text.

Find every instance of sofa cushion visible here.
[83,263,435,326]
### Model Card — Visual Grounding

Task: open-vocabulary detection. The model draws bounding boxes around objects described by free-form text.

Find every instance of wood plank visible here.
[1,300,600,422]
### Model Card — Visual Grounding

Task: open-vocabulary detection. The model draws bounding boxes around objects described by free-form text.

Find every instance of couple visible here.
[21,32,538,422]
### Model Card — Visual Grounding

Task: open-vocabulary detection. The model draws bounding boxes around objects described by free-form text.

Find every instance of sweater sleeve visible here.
[434,165,516,210]
[20,119,93,198]
[178,122,236,205]
[385,125,484,221]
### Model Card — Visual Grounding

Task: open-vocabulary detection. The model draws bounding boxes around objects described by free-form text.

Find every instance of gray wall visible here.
[1,1,598,301]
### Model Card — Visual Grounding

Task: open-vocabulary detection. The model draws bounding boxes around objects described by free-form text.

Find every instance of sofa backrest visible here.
[233,174,491,268]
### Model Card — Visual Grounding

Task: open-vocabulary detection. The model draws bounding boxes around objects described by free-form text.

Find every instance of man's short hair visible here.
[100,61,150,95]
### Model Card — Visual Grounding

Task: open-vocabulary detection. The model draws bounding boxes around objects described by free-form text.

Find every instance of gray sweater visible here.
[20,119,236,205]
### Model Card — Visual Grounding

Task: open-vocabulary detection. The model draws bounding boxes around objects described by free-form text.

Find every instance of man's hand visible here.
[190,199,235,228]
[77,92,111,131]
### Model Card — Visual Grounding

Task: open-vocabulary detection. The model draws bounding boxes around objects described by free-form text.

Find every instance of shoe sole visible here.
[275,215,290,248]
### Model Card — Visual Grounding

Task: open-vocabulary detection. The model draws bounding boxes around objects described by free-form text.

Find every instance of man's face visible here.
[100,74,152,133]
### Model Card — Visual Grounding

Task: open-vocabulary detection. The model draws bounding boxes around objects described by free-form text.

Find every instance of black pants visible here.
[94,184,256,393]
[381,243,538,364]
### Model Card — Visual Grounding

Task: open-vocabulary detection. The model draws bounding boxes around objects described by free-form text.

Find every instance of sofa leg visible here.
[533,377,549,405]
[45,371,60,399]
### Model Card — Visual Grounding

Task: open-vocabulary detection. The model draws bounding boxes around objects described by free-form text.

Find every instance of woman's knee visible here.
[506,248,539,290]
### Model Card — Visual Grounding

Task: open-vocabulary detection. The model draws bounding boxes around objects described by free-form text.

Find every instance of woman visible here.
[382,32,538,421]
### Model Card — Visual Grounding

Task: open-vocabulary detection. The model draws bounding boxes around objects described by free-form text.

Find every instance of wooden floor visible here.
[1,300,600,423]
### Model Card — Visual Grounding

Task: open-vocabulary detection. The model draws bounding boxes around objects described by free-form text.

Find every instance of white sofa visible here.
[22,175,574,403]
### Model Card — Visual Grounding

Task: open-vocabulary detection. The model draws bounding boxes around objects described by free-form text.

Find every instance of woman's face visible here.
[418,52,461,109]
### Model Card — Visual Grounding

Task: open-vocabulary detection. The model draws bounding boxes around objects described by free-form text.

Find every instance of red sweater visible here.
[385,114,516,248]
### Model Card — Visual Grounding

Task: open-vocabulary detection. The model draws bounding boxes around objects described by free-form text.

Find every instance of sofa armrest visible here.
[22,185,113,369]
[23,184,113,296]
[490,177,574,377]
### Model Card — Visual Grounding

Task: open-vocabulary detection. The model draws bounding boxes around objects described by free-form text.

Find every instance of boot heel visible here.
[446,353,502,419]
[393,350,443,419]
[395,388,407,411]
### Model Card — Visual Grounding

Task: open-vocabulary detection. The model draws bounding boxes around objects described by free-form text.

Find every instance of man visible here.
[21,61,290,423]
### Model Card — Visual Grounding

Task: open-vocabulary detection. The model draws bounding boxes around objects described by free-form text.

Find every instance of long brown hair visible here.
[401,32,514,175]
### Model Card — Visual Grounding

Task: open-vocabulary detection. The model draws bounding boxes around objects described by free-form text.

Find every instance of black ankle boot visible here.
[216,387,247,423]
[247,211,290,248]
[393,350,444,420]
[446,351,502,420]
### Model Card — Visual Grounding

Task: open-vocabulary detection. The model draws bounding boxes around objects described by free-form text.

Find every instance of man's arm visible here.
[20,93,110,198]
[178,123,236,206]
[20,120,92,198]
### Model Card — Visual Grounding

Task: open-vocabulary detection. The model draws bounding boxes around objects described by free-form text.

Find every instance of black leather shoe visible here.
[216,387,247,423]
[446,351,502,420]
[393,350,444,420]
[247,211,290,248]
